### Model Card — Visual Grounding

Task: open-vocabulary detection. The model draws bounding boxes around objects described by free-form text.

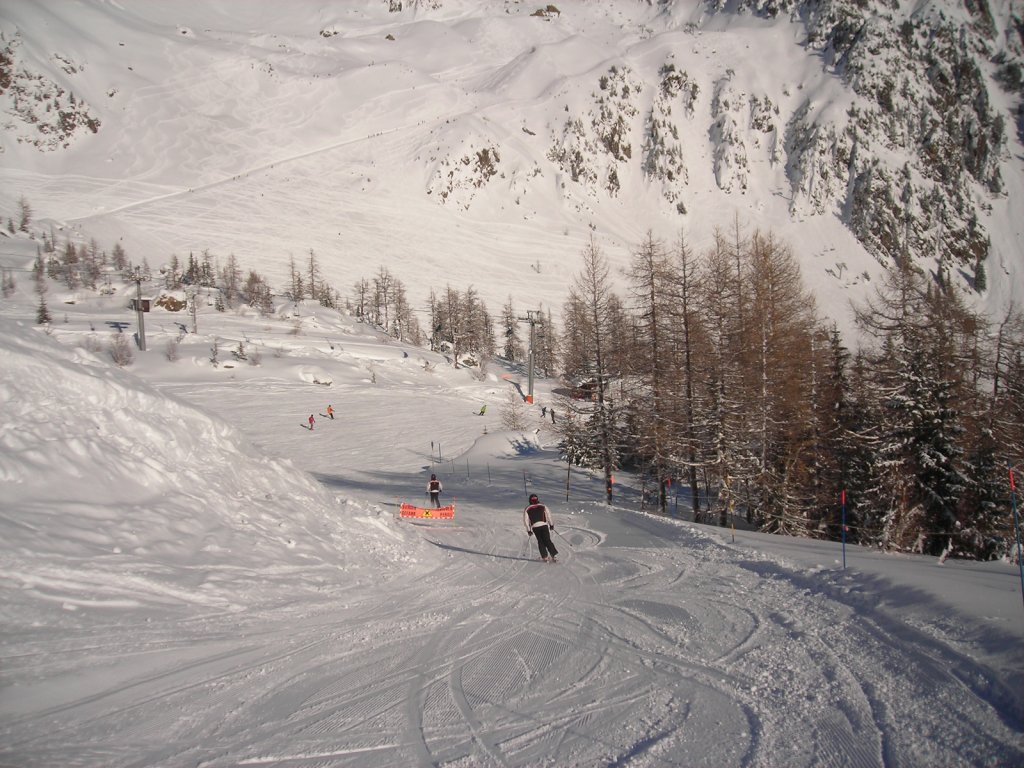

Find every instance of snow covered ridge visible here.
[0,318,432,623]
[0,0,1021,342]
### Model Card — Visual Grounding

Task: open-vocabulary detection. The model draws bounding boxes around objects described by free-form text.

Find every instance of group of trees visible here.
[5,196,33,234]
[14,201,1022,559]
[350,268,560,378]
[351,266,423,346]
[27,231,336,320]
[427,285,497,368]
[284,250,342,310]
[554,224,1024,560]
[37,234,128,292]
[162,250,323,316]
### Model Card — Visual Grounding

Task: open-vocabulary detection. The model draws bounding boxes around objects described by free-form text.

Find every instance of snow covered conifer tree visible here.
[854,262,972,554]
[17,195,32,232]
[110,242,127,272]
[61,239,79,289]
[221,254,241,308]
[501,297,524,363]
[165,254,182,290]
[461,285,494,364]
[808,326,859,536]
[33,256,51,326]
[244,271,274,316]
[535,308,558,377]
[442,286,464,364]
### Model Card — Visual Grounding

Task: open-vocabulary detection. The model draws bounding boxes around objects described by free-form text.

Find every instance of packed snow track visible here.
[3,500,1020,767]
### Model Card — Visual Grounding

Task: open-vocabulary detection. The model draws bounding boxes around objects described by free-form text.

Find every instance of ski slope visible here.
[1,286,1022,766]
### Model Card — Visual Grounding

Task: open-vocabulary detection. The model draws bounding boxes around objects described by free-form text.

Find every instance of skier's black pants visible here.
[532,525,558,559]
[430,491,441,508]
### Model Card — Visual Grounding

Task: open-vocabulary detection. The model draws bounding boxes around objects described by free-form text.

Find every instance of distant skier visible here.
[427,473,443,508]
[541,405,548,417]
[524,493,558,562]
[478,404,487,416]
[550,408,556,424]
[308,414,315,430]
[326,404,334,420]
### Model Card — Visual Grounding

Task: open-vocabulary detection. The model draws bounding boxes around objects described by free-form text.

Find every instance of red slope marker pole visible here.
[1011,468,1024,611]
[841,489,847,571]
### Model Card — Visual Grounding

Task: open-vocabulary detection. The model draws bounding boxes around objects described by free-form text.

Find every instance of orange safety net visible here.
[399,503,455,519]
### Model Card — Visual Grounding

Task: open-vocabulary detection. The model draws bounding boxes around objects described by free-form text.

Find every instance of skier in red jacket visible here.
[524,494,558,562]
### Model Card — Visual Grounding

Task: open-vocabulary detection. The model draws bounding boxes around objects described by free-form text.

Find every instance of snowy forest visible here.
[3,0,1023,569]
[354,222,1024,565]
[552,224,1023,562]
[17,203,1024,564]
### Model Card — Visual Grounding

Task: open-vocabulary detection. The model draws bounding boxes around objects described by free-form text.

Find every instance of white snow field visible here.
[1,0,1023,764]
[1,284,1022,767]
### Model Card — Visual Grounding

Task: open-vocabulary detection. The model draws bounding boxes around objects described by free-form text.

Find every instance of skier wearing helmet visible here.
[524,493,558,562]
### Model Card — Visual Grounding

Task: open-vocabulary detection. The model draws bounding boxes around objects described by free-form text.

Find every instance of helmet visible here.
[528,494,539,504]
[431,474,436,480]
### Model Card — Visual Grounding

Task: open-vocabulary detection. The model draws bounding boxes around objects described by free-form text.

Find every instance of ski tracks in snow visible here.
[4,503,1023,766]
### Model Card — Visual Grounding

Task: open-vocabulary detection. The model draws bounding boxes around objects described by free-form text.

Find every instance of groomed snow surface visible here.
[1,284,1023,767]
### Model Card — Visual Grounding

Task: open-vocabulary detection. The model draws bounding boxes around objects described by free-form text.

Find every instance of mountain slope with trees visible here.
[1,0,1023,558]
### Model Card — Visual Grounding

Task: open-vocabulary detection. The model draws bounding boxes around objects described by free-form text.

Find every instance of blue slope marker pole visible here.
[841,489,847,571]
[1011,468,1024,611]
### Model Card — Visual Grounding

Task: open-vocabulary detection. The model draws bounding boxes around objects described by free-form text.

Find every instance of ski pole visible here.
[553,528,574,549]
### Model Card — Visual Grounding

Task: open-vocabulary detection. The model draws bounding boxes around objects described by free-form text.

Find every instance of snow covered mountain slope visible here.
[1,0,1021,336]
[1,291,1023,766]
[3,4,1024,762]
[0,313,438,632]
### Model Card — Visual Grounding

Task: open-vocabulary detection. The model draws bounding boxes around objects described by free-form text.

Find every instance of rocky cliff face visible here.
[772,0,1014,274]
[0,36,101,151]
[418,0,1020,284]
